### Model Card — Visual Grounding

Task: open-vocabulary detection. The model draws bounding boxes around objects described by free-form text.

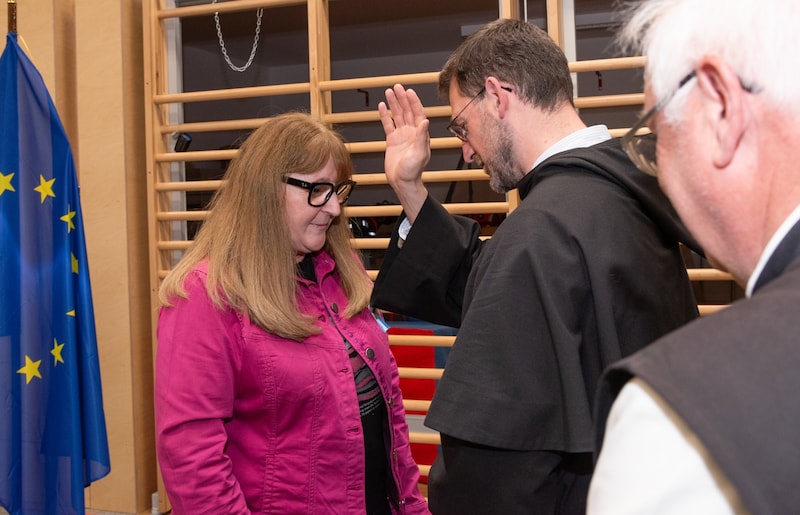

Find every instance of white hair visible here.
[617,0,800,121]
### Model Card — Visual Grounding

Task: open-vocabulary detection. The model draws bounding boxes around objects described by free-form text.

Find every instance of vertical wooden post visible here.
[308,0,332,121]
[546,0,564,49]
[498,0,522,212]
[497,0,518,19]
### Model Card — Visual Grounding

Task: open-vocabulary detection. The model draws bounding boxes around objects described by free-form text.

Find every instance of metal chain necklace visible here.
[212,0,264,72]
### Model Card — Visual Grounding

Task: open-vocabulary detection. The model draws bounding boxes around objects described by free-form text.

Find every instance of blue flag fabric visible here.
[0,33,111,514]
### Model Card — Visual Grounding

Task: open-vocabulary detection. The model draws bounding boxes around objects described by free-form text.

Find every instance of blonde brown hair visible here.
[159,112,371,340]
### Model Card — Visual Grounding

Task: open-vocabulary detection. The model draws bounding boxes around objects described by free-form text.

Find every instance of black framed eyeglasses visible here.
[446,85,514,142]
[622,71,698,177]
[447,87,486,142]
[283,176,357,207]
[623,71,759,176]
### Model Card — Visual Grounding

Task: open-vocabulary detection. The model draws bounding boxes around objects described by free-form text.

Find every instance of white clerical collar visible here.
[531,125,612,171]
[745,203,800,297]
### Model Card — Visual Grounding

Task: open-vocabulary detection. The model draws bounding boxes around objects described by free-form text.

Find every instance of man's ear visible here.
[695,57,749,169]
[485,77,511,118]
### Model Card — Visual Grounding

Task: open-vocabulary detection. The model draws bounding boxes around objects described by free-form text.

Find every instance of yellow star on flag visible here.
[66,309,76,317]
[0,171,15,196]
[17,355,42,384]
[33,174,56,203]
[51,338,65,365]
[60,204,76,232]
[71,252,79,274]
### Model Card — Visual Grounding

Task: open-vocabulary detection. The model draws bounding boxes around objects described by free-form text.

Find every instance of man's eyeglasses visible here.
[446,85,514,142]
[622,71,698,176]
[283,176,357,207]
[623,71,759,176]
[447,87,486,142]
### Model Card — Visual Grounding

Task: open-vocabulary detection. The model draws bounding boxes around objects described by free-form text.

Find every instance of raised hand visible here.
[378,84,431,223]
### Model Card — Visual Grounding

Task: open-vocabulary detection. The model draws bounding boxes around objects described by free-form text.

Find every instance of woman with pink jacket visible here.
[155,113,429,515]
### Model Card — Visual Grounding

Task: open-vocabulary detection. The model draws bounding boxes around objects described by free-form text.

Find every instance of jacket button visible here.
[331,303,339,313]
[365,348,375,360]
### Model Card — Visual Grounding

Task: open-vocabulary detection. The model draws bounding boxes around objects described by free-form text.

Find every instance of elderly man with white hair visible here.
[588,0,800,514]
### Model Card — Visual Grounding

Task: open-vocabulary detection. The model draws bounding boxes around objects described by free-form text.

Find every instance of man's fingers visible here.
[406,88,428,123]
[378,101,396,135]
[383,87,403,124]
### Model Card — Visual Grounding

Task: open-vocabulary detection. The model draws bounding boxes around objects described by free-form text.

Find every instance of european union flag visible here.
[0,33,110,514]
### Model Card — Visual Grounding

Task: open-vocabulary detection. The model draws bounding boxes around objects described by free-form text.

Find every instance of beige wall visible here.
[1,2,155,514]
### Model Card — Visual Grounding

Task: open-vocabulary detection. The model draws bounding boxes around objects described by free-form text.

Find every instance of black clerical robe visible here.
[372,138,700,514]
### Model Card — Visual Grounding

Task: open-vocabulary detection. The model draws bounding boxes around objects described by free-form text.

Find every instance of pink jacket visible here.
[156,254,429,514]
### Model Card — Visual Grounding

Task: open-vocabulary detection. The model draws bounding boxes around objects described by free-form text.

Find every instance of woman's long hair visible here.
[159,112,372,340]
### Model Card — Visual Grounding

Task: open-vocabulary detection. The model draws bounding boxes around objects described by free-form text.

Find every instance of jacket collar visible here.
[749,214,800,294]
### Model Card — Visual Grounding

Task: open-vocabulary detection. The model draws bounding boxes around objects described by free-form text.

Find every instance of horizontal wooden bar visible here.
[160,118,269,134]
[154,82,310,105]
[398,367,443,380]
[403,399,432,412]
[568,55,646,73]
[699,304,729,315]
[575,93,644,109]
[154,169,490,192]
[409,432,441,446]
[687,268,734,281]
[155,201,509,222]
[323,105,450,125]
[156,0,305,20]
[346,202,508,218]
[355,169,490,185]
[318,72,440,91]
[389,335,455,348]
[351,238,390,250]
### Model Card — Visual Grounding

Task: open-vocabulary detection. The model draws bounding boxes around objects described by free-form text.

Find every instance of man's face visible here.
[478,108,522,193]
[644,85,702,221]
[448,81,526,193]
[646,82,735,276]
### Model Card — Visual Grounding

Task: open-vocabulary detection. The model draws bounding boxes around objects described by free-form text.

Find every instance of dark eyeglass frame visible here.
[447,87,486,142]
[623,70,759,176]
[446,85,513,142]
[283,176,357,207]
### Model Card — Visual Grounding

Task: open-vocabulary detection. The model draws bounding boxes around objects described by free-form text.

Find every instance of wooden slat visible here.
[409,432,441,446]
[699,304,729,315]
[390,335,455,348]
[318,72,439,91]
[153,169,490,192]
[403,399,432,412]
[688,268,734,281]
[569,56,646,73]
[398,367,444,380]
[155,201,510,222]
[156,0,306,20]
[154,82,310,105]
[575,93,644,109]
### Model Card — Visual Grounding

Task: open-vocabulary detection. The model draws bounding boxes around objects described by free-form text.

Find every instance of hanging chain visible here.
[212,0,264,72]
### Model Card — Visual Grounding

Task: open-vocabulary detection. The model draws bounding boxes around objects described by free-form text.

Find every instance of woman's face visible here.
[284,157,342,262]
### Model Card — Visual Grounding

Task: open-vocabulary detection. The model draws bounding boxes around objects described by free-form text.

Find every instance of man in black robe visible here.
[371,19,700,514]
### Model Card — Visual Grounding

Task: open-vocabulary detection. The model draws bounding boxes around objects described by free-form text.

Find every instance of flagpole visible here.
[8,0,16,33]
